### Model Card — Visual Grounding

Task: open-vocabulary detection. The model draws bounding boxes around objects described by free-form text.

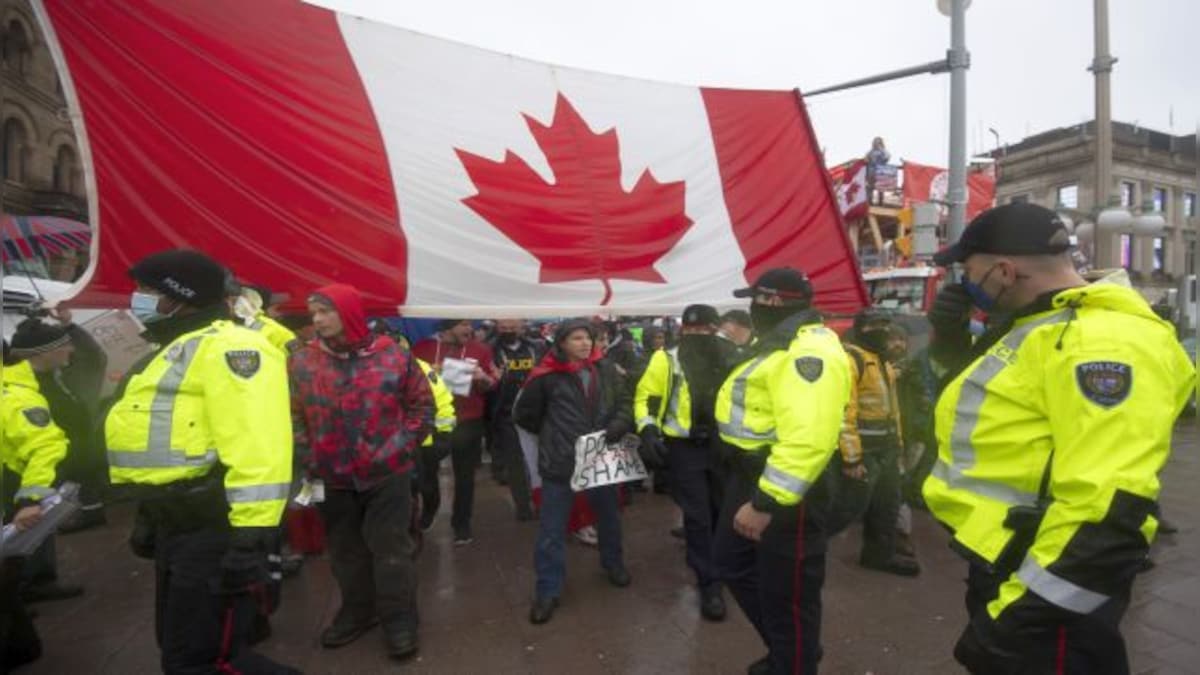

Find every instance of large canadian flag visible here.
[37,0,866,316]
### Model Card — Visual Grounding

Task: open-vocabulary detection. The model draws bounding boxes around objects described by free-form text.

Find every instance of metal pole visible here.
[805,59,950,98]
[1092,0,1116,268]
[946,0,970,244]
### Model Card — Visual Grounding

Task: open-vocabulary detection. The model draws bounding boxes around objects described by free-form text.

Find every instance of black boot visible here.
[529,597,558,625]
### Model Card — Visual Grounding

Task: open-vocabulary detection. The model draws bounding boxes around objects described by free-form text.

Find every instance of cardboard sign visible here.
[79,310,154,398]
[570,431,648,492]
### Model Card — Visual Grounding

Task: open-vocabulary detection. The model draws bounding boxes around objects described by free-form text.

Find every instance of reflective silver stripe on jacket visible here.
[435,416,457,428]
[108,448,218,469]
[110,336,212,470]
[249,319,265,331]
[949,311,1070,471]
[929,461,1037,507]
[226,482,291,503]
[762,465,810,498]
[858,428,892,437]
[722,356,773,442]
[662,349,690,438]
[14,486,54,500]
[1016,554,1109,614]
[637,416,658,429]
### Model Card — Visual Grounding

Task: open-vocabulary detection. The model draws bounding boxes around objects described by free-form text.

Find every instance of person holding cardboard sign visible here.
[513,319,633,625]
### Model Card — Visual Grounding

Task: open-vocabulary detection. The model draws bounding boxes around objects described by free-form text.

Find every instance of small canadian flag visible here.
[835,160,869,221]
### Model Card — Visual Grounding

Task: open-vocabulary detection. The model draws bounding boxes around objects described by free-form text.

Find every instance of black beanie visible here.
[129,249,227,308]
[10,319,71,358]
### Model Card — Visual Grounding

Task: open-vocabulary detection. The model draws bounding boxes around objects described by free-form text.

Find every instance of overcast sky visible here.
[313,0,1198,168]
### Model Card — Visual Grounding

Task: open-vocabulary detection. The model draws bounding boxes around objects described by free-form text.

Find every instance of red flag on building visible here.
[902,161,996,221]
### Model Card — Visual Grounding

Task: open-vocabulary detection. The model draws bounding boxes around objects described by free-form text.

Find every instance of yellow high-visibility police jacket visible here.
[248,312,299,354]
[1,360,68,503]
[417,358,456,447]
[716,313,852,507]
[106,320,293,528]
[840,344,903,464]
[923,281,1195,623]
[634,348,693,438]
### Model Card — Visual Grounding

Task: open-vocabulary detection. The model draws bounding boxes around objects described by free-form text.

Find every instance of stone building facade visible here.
[992,120,1198,287]
[1,0,87,279]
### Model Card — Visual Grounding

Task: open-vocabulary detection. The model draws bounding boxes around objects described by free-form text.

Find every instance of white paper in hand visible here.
[440,357,476,397]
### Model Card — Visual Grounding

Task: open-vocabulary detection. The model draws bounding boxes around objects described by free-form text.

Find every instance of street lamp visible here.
[1132,202,1167,236]
[1096,197,1134,231]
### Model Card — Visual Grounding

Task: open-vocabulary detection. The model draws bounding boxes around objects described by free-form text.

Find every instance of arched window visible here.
[3,21,30,75]
[2,118,29,182]
[53,144,78,193]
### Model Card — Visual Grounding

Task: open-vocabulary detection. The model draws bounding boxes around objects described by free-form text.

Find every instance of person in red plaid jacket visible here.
[288,283,433,661]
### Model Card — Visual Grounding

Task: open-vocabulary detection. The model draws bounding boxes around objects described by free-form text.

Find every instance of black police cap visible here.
[933,203,1072,266]
[732,267,813,301]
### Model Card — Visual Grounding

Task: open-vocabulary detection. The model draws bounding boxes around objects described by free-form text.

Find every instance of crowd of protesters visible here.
[2,207,1192,675]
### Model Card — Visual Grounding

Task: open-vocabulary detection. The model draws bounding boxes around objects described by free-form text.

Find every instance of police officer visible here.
[635,303,736,621]
[106,249,299,674]
[840,309,919,576]
[712,268,852,675]
[414,355,457,552]
[1,340,70,670]
[923,204,1195,674]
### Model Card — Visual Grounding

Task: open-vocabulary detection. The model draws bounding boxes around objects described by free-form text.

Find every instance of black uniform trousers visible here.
[419,419,485,533]
[152,525,297,675]
[955,563,1132,675]
[318,473,419,634]
[859,443,902,565]
[492,414,533,518]
[666,436,724,590]
[713,460,828,675]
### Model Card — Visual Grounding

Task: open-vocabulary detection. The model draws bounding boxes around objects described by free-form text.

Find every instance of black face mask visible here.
[858,329,890,355]
[496,331,519,346]
[750,303,798,335]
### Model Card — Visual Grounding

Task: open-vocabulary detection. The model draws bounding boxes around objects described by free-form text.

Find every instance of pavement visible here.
[18,419,1199,674]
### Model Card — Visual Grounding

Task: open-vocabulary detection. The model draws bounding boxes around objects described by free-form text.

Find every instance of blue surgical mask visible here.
[130,291,166,323]
[961,265,1001,311]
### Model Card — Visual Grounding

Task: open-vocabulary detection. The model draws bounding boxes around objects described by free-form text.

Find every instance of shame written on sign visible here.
[570,431,649,492]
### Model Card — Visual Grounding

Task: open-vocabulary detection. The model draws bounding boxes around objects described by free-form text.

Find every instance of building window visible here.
[1153,237,1167,272]
[53,145,79,194]
[2,118,29,182]
[1120,234,1134,270]
[1120,181,1136,207]
[1186,192,1197,218]
[1056,184,1079,209]
[2,21,30,75]
[1009,194,1030,205]
[1152,187,1168,214]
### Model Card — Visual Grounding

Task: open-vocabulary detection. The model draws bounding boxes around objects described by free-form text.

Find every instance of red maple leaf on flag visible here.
[456,93,693,305]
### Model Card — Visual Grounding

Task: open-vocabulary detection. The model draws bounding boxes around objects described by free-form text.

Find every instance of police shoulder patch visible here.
[225,350,262,379]
[23,407,51,427]
[1075,361,1132,408]
[794,357,824,383]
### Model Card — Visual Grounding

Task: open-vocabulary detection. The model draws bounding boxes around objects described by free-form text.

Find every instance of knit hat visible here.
[10,319,71,358]
[128,249,228,308]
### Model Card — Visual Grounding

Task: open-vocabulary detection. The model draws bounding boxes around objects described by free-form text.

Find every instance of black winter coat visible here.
[512,358,633,483]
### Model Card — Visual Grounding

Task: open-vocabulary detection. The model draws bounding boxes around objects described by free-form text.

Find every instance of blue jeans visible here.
[534,480,623,600]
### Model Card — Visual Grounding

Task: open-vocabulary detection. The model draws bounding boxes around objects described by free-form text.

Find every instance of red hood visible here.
[525,346,603,385]
[312,283,370,346]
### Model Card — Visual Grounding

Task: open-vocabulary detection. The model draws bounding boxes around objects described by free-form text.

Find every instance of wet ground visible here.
[21,420,1200,674]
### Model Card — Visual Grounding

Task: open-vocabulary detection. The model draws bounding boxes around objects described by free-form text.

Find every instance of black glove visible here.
[128,505,157,560]
[219,528,270,595]
[927,283,973,332]
[604,419,630,442]
[430,431,453,462]
[638,426,668,469]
